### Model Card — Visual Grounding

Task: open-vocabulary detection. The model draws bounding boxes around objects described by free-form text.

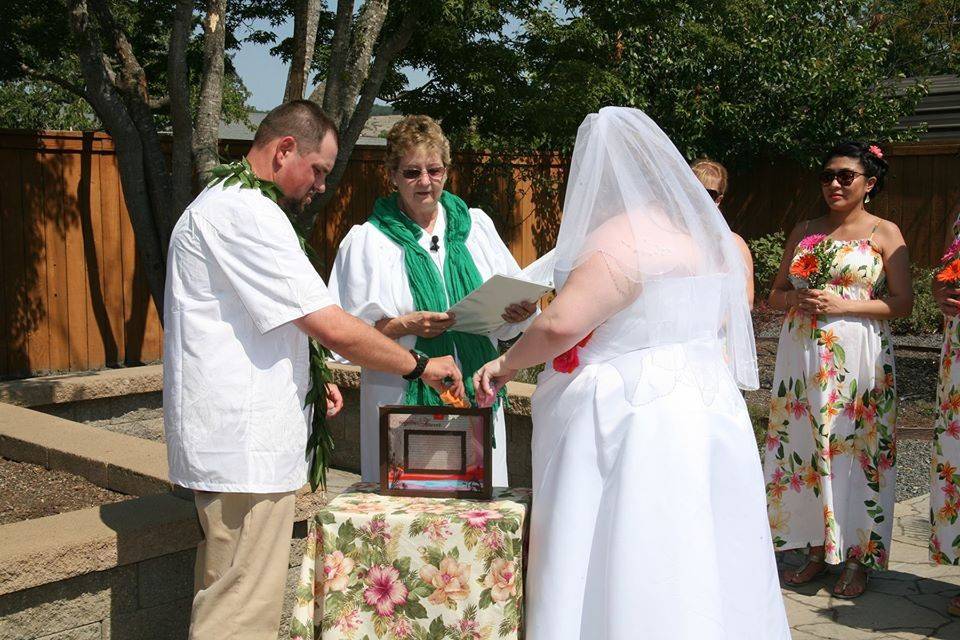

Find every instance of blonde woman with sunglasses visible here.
[691,158,755,308]
[327,115,536,485]
[763,142,912,599]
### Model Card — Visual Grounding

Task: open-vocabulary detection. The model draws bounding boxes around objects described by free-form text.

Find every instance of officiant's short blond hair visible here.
[384,115,451,173]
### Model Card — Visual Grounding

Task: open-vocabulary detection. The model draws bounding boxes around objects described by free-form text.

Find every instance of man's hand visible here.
[421,355,465,399]
[325,383,343,417]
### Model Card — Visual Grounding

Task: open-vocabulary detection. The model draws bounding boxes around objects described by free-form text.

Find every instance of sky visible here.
[231,17,430,111]
[229,5,552,112]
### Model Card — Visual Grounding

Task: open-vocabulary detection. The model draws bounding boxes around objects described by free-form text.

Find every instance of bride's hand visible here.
[473,356,518,407]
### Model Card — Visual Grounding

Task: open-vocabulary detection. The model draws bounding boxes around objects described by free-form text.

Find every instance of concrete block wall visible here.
[0,365,538,640]
[0,535,311,640]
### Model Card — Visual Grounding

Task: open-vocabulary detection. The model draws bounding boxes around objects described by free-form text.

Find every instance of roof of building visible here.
[897,74,960,140]
[218,110,401,146]
[215,77,960,145]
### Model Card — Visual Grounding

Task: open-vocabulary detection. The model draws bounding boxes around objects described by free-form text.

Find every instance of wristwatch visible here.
[403,349,429,381]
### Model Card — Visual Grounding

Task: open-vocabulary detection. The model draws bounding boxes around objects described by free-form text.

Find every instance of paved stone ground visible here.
[781,494,960,639]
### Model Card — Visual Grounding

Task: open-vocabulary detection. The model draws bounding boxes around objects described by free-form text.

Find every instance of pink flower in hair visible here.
[868,144,883,159]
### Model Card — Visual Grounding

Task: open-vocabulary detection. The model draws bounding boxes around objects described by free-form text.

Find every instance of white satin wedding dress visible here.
[524,276,790,639]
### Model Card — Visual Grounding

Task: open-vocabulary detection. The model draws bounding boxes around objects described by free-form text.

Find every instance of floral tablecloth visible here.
[290,483,531,640]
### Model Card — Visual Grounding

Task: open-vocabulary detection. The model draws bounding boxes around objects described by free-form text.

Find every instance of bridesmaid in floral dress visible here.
[763,142,913,598]
[930,212,960,616]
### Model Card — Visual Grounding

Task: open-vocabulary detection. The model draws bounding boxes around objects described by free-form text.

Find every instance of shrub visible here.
[890,266,942,335]
[748,231,786,300]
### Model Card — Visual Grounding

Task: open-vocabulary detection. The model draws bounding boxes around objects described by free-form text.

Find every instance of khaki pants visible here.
[189,491,296,640]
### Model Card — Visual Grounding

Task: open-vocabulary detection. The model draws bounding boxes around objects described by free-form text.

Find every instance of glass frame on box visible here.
[379,405,493,499]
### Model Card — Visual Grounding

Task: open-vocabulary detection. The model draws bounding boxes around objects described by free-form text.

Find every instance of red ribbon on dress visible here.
[553,332,594,374]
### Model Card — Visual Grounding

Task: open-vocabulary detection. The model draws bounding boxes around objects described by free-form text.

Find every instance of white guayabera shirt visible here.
[163,182,335,493]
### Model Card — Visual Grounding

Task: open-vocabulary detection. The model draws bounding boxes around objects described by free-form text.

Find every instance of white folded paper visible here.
[449,271,553,335]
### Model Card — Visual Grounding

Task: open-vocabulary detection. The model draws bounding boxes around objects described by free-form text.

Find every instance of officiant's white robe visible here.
[328,204,534,485]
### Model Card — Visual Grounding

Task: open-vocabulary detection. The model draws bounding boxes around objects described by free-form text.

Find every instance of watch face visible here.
[405,350,428,380]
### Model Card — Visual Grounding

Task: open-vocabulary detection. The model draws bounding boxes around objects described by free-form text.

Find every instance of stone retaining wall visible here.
[1,525,313,640]
[0,365,537,640]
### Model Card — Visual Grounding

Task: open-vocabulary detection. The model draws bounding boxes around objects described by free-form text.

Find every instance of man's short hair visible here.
[253,100,338,152]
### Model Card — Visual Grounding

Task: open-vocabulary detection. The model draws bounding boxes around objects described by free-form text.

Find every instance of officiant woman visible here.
[328,115,536,485]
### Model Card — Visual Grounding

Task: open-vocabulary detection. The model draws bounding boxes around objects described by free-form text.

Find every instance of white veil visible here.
[553,106,759,390]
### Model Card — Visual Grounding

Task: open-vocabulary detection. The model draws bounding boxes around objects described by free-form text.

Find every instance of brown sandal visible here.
[833,559,870,599]
[783,550,828,586]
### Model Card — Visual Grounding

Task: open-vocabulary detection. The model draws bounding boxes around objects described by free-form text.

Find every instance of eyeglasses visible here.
[705,187,722,201]
[400,166,447,181]
[818,169,865,187]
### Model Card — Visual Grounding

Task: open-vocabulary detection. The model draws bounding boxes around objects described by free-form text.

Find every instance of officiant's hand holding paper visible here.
[404,311,457,338]
[447,275,552,335]
[501,300,537,324]
[376,311,456,339]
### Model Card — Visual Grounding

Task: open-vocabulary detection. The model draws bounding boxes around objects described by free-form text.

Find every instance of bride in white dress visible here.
[474,107,791,639]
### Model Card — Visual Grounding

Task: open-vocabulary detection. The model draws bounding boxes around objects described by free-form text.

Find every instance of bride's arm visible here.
[474,251,636,405]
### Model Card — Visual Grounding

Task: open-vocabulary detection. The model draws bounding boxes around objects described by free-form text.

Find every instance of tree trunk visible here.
[67,0,167,314]
[299,9,419,231]
[284,0,322,102]
[168,0,194,217]
[328,0,391,129]
[90,0,175,253]
[193,0,227,182]
[319,0,356,115]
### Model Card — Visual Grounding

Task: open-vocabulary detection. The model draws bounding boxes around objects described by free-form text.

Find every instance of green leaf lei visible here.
[208,158,334,492]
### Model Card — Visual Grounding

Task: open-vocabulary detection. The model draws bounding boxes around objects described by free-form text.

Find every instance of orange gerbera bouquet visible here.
[789,234,840,290]
[937,238,960,287]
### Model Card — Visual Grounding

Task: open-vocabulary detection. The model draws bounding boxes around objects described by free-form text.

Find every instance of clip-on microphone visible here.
[429,235,440,252]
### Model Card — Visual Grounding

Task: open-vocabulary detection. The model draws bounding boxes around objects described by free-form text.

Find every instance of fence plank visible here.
[99,152,126,365]
[62,141,90,371]
[20,150,52,374]
[0,150,27,375]
[82,136,109,368]
[43,151,71,371]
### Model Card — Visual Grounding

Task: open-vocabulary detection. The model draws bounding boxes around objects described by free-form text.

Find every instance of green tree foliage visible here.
[0,0,251,132]
[876,0,960,76]
[396,0,928,166]
[0,80,99,130]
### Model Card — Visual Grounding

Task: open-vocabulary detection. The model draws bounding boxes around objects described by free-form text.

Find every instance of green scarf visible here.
[369,191,506,411]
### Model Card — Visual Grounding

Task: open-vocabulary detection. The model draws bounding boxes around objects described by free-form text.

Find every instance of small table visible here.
[290,483,531,640]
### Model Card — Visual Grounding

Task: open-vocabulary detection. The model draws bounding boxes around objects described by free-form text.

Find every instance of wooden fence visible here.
[723,141,960,266]
[1,129,958,379]
[0,131,162,380]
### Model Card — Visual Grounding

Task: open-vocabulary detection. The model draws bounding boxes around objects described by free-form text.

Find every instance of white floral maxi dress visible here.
[763,234,897,571]
[931,215,960,565]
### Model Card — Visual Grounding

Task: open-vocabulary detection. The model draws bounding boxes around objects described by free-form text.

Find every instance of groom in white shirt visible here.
[163,100,464,640]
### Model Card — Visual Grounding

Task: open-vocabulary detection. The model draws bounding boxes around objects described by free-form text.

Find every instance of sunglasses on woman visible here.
[705,188,722,201]
[818,169,865,187]
[400,166,446,180]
